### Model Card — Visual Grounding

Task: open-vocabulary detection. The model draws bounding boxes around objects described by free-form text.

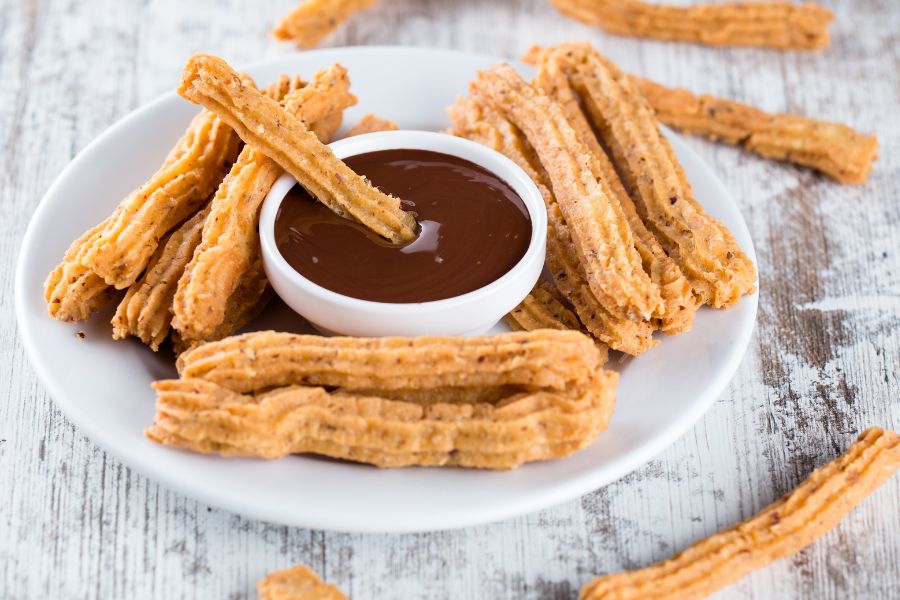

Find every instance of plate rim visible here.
[15,46,758,533]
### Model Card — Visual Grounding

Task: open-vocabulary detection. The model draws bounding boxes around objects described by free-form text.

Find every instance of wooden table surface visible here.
[1,1,898,598]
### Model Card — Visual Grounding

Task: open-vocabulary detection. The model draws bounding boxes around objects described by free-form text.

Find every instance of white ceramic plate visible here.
[16,47,757,533]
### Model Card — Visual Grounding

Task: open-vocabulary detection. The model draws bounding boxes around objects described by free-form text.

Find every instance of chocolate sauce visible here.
[274,149,531,303]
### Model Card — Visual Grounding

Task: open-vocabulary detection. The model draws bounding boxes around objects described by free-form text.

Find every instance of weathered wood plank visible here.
[1,0,897,598]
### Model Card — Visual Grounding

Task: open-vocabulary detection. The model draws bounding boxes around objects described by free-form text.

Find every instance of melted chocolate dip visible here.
[274,149,532,303]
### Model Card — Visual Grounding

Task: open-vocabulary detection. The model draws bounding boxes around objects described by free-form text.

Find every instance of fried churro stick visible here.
[448,97,657,355]
[633,77,879,184]
[273,0,378,49]
[533,53,699,334]
[172,67,356,342]
[44,220,118,321]
[550,0,833,51]
[111,205,210,351]
[470,64,661,322]
[553,45,756,308]
[177,329,602,394]
[259,565,347,600]
[147,366,617,469]
[581,427,900,599]
[80,108,242,289]
[506,285,581,332]
[346,113,399,137]
[178,54,417,244]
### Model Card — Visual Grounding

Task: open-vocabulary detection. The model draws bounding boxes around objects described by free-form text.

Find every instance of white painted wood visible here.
[1,0,897,598]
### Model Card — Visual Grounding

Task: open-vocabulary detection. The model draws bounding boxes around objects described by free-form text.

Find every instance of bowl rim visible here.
[258,129,548,314]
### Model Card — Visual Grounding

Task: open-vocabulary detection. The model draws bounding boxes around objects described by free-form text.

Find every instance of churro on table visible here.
[549,0,834,51]
[273,0,378,49]
[259,565,347,600]
[580,427,900,599]
[178,53,417,244]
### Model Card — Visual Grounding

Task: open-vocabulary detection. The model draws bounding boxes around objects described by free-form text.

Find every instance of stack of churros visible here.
[451,42,755,356]
[146,330,618,469]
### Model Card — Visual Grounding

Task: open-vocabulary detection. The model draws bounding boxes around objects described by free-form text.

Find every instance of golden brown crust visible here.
[346,112,399,137]
[146,368,618,469]
[448,97,657,355]
[258,565,347,600]
[633,77,879,184]
[80,108,242,289]
[549,0,833,51]
[469,64,661,322]
[533,55,699,334]
[506,286,582,332]
[172,67,356,342]
[176,329,604,394]
[44,220,118,321]
[580,427,900,599]
[551,44,756,309]
[112,205,211,351]
[272,0,379,49]
[178,53,416,244]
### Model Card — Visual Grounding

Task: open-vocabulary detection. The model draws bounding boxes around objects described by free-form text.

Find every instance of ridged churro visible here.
[44,220,117,321]
[633,77,879,184]
[550,0,833,51]
[346,113,399,137]
[259,565,347,600]
[470,64,660,322]
[273,0,378,49]
[506,285,581,333]
[581,427,900,599]
[552,44,756,308]
[112,205,210,351]
[533,53,699,333]
[448,96,657,355]
[80,108,242,289]
[176,329,603,394]
[147,367,617,469]
[172,67,356,342]
[178,54,417,244]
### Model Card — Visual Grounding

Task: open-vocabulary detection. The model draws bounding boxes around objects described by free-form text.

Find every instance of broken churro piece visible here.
[633,77,879,184]
[346,113,399,137]
[112,205,211,351]
[178,53,417,244]
[80,108,242,289]
[259,565,347,600]
[581,427,900,599]
[550,0,833,51]
[177,329,602,394]
[273,0,378,49]
[469,64,661,322]
[551,44,756,308]
[147,368,617,469]
[44,220,118,321]
[172,67,357,342]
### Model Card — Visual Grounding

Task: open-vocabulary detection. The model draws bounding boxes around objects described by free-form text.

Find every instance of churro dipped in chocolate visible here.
[550,0,833,51]
[178,53,417,244]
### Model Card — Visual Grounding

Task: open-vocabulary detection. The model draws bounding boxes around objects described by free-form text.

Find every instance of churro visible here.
[172,67,356,342]
[550,0,833,51]
[469,64,661,322]
[581,427,900,599]
[533,52,699,333]
[178,54,417,244]
[176,329,602,394]
[346,113,398,137]
[147,366,617,469]
[112,205,210,351]
[633,77,878,184]
[273,0,378,49]
[259,565,347,600]
[448,96,657,355]
[552,44,756,308]
[80,108,242,289]
[44,220,117,321]
[506,285,581,333]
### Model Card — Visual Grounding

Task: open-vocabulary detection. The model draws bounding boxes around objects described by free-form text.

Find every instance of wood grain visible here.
[1,0,898,598]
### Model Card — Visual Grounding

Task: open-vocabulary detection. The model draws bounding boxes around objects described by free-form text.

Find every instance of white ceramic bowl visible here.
[259,130,547,337]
